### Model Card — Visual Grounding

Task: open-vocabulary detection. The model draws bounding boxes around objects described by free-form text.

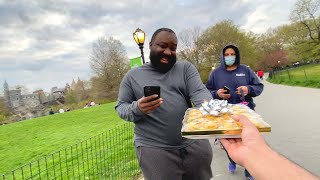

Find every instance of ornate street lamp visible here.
[133,28,146,64]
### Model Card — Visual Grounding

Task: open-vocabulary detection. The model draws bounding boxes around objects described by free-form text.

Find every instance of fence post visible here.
[286,69,291,81]
[279,71,282,81]
[303,68,307,81]
[268,70,273,79]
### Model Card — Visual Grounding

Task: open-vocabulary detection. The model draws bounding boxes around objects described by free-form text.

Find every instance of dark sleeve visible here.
[115,73,144,122]
[185,62,213,107]
[205,71,220,99]
[247,68,264,97]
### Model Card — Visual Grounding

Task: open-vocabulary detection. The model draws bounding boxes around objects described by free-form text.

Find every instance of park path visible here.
[211,79,320,179]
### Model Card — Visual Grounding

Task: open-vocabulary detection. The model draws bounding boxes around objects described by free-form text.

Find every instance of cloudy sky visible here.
[0,0,296,94]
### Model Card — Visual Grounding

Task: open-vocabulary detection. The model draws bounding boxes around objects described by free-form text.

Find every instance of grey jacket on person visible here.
[115,60,212,149]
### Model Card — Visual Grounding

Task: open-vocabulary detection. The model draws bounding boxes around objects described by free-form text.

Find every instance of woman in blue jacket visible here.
[206,44,263,110]
[206,44,264,180]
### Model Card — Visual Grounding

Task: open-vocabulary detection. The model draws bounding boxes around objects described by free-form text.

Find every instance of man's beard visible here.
[149,51,177,73]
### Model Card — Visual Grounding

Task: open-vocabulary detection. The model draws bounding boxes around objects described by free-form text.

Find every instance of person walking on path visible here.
[257,69,264,80]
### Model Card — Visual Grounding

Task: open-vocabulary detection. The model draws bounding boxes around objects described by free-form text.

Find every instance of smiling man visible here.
[115,28,213,180]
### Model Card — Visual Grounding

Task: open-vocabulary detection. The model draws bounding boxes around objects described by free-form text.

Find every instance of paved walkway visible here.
[211,80,320,179]
[136,80,320,180]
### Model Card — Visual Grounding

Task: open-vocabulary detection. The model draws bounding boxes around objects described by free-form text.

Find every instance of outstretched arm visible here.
[220,115,319,180]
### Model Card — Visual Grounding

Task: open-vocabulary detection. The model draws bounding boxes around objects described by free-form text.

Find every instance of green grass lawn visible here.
[0,102,139,178]
[268,64,320,88]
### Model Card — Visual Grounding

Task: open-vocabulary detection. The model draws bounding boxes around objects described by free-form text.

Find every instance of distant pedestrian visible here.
[257,69,264,80]
[58,109,64,113]
[49,109,54,115]
[84,103,89,108]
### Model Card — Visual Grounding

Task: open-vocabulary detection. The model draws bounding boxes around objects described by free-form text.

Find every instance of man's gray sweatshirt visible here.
[115,60,212,149]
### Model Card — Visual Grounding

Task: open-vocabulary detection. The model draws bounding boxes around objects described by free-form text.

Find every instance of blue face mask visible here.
[224,56,236,66]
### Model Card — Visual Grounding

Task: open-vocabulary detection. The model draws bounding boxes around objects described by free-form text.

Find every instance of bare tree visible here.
[178,27,205,71]
[90,36,129,99]
[290,0,320,44]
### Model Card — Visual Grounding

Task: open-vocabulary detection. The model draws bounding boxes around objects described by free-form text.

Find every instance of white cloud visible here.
[0,36,34,53]
[241,5,271,33]
[42,12,68,26]
[0,0,295,93]
[75,25,106,44]
[241,0,295,33]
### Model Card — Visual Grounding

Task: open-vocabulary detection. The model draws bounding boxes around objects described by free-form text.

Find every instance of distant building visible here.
[3,80,40,109]
[51,86,65,100]
[3,80,11,107]
[2,78,84,121]
[65,83,71,93]
[3,81,66,109]
[70,77,84,91]
[71,79,76,90]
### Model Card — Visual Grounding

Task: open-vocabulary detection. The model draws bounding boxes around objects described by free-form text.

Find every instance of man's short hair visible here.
[150,28,176,43]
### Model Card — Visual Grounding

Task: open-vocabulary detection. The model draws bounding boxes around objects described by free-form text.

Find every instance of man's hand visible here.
[236,86,248,96]
[217,89,231,99]
[219,115,267,166]
[137,95,163,114]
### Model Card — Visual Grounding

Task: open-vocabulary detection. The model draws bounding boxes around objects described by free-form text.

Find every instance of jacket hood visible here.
[220,44,240,68]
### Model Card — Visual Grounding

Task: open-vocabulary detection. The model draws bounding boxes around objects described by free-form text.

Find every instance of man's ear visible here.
[149,41,152,48]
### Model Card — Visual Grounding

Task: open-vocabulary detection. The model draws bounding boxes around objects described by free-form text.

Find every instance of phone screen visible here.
[223,86,230,94]
[144,86,160,99]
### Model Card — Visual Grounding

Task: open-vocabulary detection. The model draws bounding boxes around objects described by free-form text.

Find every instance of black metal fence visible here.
[268,60,320,80]
[1,123,140,180]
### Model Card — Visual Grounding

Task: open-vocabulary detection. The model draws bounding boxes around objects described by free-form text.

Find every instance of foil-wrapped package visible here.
[181,103,271,139]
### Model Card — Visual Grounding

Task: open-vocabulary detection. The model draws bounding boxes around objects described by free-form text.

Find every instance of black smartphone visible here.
[223,86,230,94]
[144,86,160,99]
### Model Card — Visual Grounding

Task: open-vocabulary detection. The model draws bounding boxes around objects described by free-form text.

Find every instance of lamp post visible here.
[133,28,146,64]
